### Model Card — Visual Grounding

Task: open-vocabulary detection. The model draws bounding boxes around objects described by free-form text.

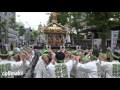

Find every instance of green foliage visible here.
[19,25,26,36]
[9,17,15,28]
[85,12,120,52]
[0,20,7,33]
[32,30,40,40]
[47,15,52,24]
[0,20,7,42]
[57,12,69,25]
[15,22,26,36]
[48,12,68,25]
[69,12,84,29]
[85,12,118,30]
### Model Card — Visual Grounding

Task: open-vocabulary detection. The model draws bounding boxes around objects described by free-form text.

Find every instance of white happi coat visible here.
[34,56,49,78]
[47,60,74,78]
[11,58,30,76]
[0,60,26,78]
[101,60,120,78]
[76,60,100,78]
[34,56,42,74]
[70,60,77,78]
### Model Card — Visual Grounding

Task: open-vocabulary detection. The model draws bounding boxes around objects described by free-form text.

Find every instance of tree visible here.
[68,12,87,45]
[48,12,69,25]
[71,12,87,29]
[9,17,15,29]
[15,22,26,36]
[19,25,26,36]
[32,30,40,40]
[57,12,69,25]
[0,20,7,43]
[85,12,120,52]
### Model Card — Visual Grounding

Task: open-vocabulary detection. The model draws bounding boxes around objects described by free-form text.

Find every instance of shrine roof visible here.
[41,20,66,34]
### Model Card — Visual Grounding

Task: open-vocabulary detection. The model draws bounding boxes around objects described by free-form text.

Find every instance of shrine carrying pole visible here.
[34,46,81,50]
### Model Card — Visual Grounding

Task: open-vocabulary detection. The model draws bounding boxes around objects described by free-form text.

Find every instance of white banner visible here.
[111,30,119,51]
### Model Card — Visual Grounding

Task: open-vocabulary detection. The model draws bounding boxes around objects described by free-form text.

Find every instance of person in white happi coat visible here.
[0,50,29,78]
[34,50,49,75]
[76,54,100,78]
[75,50,89,78]
[76,56,89,78]
[100,53,120,78]
[70,50,84,78]
[11,51,30,78]
[35,54,50,78]
[63,50,76,78]
[47,51,74,78]
[34,49,52,78]
[27,46,35,62]
[24,49,33,63]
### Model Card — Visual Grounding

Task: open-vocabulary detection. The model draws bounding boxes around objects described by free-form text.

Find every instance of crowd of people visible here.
[0,44,120,78]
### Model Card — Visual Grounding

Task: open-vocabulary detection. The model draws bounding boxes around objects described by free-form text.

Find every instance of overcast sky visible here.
[16,12,50,30]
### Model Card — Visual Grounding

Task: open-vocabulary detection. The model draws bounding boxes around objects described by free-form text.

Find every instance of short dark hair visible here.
[55,52,65,60]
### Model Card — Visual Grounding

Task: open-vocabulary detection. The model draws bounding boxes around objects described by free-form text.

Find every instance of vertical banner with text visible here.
[111,30,119,51]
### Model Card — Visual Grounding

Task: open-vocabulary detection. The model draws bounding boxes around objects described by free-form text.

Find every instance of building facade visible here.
[0,12,16,47]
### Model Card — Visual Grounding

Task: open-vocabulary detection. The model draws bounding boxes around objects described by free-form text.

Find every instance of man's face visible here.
[42,55,49,64]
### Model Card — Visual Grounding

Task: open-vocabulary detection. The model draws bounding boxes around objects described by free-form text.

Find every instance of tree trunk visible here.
[91,32,94,50]
[101,38,106,53]
[101,32,107,53]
